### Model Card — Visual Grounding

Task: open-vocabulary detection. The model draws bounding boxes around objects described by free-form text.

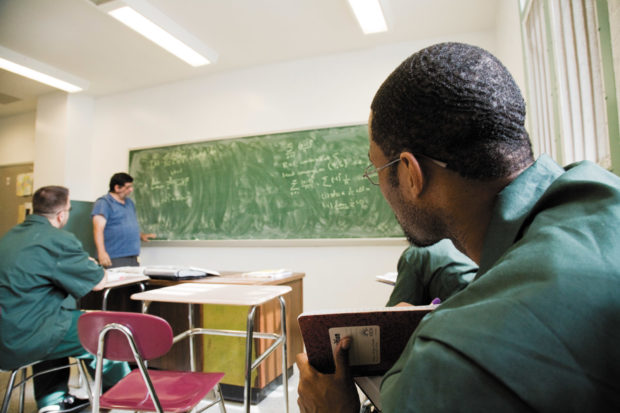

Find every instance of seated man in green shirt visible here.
[0,186,130,413]
[387,239,477,307]
[296,42,620,412]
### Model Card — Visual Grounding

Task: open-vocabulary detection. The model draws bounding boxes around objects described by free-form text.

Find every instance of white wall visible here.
[89,31,499,312]
[495,0,526,92]
[0,111,35,166]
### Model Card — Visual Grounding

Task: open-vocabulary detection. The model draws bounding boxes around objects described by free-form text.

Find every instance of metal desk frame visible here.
[133,284,291,413]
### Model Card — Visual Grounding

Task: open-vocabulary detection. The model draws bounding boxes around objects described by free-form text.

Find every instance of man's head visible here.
[33,186,71,228]
[369,42,534,248]
[109,172,134,199]
[370,42,533,183]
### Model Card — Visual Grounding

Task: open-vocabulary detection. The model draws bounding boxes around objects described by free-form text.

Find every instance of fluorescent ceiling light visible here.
[348,0,388,34]
[0,45,88,93]
[96,0,217,67]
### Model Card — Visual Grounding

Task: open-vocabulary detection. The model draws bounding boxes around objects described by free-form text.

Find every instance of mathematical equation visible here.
[278,139,371,211]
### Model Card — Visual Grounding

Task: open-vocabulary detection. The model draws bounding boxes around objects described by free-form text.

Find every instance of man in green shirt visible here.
[296,42,620,412]
[386,239,477,307]
[0,186,129,413]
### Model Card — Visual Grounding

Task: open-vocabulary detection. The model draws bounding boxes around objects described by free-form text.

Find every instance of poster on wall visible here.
[16,173,33,197]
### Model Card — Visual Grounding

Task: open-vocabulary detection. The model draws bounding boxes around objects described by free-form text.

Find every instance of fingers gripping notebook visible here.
[298,305,436,376]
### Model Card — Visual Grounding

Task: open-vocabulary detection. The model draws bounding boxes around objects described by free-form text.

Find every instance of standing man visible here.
[92,172,155,268]
[296,42,620,412]
[0,186,130,413]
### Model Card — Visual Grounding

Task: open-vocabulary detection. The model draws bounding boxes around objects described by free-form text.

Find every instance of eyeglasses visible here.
[363,158,400,185]
[362,154,448,186]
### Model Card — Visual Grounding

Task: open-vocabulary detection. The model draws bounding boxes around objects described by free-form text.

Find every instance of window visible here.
[521,0,618,170]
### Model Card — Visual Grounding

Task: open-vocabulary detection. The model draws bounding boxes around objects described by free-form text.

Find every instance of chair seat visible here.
[100,369,225,413]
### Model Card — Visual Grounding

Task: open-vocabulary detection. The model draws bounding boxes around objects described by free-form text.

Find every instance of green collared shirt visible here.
[387,239,477,307]
[381,155,620,412]
[0,214,103,369]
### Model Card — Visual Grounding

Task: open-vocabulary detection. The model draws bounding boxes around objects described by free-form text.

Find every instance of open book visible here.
[144,266,220,280]
[298,305,436,376]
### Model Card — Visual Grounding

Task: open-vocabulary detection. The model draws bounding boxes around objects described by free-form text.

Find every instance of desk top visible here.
[103,274,149,289]
[131,283,293,306]
[146,271,305,286]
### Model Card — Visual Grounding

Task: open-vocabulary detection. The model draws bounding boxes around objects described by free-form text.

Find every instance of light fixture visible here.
[93,0,218,67]
[347,0,388,34]
[0,45,89,93]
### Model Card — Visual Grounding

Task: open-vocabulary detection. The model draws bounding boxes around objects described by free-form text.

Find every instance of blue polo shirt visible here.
[91,193,141,259]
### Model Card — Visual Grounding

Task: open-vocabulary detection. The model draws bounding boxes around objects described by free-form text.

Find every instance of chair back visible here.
[78,311,173,361]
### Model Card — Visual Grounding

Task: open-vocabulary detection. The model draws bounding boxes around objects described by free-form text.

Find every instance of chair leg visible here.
[1,369,20,413]
[76,359,92,402]
[18,368,27,413]
[215,383,227,413]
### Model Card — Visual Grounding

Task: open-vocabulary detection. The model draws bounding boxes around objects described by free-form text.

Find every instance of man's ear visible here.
[399,152,425,198]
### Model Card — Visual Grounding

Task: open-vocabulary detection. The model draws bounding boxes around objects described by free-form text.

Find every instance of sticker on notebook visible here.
[329,325,380,366]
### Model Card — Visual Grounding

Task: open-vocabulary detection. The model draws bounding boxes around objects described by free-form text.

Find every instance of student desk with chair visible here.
[114,271,304,410]
[132,281,293,413]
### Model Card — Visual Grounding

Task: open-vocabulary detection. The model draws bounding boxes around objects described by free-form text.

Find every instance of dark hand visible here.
[296,336,360,413]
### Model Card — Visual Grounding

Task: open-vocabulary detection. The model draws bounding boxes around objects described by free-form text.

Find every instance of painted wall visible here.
[0,111,35,166]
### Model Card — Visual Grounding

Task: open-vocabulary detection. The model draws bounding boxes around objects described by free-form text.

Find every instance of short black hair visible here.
[370,42,533,180]
[109,172,134,192]
[33,186,69,215]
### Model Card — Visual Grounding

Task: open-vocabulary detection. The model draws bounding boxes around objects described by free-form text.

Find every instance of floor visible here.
[0,365,301,413]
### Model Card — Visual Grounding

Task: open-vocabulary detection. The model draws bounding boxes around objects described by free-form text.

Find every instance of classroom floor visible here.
[0,365,301,413]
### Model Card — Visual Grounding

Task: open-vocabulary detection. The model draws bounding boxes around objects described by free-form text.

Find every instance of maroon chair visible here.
[77,311,226,413]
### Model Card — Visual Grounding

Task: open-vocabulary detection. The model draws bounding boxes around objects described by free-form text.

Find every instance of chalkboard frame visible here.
[128,123,406,244]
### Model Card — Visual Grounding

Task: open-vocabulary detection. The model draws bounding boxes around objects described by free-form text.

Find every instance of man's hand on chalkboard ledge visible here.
[140,232,157,242]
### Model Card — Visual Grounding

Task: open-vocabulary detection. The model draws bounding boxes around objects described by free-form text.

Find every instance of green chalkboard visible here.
[128,125,404,240]
[64,200,96,256]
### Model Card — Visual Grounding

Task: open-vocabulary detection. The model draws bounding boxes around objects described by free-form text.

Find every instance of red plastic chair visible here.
[77,311,226,413]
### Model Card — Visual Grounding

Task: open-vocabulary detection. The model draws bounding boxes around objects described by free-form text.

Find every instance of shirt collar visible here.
[477,154,564,276]
[106,192,126,205]
[25,214,52,225]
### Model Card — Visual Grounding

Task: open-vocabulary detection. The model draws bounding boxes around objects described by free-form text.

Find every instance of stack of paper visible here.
[241,269,293,279]
[106,266,146,281]
[144,266,220,280]
[375,272,397,285]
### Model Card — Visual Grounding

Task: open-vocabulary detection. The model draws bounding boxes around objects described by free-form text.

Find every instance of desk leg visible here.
[103,282,146,312]
[244,305,257,413]
[243,298,289,413]
[279,296,289,413]
[101,288,111,311]
[137,283,148,313]
[188,303,196,372]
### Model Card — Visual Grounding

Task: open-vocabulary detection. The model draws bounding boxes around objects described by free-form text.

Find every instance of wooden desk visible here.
[132,283,292,413]
[139,272,304,404]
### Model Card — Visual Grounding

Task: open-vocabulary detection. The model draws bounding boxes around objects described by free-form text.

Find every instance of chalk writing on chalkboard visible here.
[128,124,404,240]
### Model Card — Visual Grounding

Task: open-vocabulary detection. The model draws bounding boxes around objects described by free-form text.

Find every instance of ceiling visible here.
[0,0,499,118]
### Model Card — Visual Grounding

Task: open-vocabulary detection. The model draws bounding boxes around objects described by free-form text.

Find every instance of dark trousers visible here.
[109,255,139,268]
[33,310,130,408]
